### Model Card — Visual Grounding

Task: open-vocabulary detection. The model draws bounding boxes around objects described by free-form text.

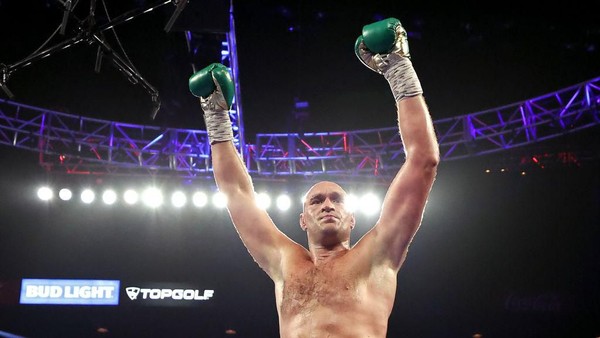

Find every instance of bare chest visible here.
[279,260,363,316]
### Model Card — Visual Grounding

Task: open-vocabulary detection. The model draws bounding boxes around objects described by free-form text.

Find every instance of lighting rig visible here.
[0,0,189,120]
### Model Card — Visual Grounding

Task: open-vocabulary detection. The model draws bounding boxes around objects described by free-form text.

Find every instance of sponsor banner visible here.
[121,282,214,307]
[20,279,120,305]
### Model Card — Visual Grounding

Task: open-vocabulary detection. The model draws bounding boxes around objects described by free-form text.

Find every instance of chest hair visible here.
[280,261,362,316]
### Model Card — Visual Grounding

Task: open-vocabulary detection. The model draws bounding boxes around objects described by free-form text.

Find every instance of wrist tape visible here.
[203,110,234,144]
[383,54,423,102]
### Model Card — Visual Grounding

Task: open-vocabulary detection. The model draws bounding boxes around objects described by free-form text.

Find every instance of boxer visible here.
[190,17,439,337]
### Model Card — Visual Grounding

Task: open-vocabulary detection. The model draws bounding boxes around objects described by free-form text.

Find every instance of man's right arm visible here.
[211,140,294,280]
[189,63,294,281]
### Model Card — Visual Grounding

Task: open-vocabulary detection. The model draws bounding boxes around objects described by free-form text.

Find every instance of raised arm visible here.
[188,64,295,280]
[379,95,439,269]
[355,18,440,270]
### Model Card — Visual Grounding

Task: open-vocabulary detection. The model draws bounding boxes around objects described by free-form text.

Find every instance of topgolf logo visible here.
[125,286,214,301]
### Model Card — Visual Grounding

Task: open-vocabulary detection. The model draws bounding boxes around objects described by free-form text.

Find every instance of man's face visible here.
[300,181,355,238]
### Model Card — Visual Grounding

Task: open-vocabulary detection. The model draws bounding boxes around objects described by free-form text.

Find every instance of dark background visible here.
[1,1,599,337]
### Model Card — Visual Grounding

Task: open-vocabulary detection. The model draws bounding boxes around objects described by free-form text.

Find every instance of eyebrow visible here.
[308,192,343,201]
[308,193,323,202]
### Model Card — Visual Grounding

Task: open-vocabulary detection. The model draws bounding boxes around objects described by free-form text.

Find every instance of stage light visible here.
[32,180,388,215]
[255,192,271,210]
[37,186,53,201]
[102,189,117,205]
[81,189,95,204]
[58,188,72,201]
[346,193,359,213]
[359,193,380,216]
[212,191,227,209]
[171,190,187,208]
[123,189,139,205]
[142,187,163,208]
[192,191,208,207]
[276,194,292,211]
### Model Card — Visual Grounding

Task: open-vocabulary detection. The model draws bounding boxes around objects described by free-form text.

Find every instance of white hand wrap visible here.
[202,109,233,145]
[200,76,234,145]
[382,53,423,103]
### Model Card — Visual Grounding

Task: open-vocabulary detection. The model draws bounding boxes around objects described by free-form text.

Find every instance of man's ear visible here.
[299,213,307,231]
[350,213,356,229]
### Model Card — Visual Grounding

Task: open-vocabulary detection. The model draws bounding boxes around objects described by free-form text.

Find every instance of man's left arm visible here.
[354,17,440,271]
[374,95,439,271]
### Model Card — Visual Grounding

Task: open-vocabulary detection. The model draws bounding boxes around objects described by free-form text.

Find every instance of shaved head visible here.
[303,181,347,209]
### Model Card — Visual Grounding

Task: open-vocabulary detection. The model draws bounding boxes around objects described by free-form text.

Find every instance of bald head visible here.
[303,181,348,210]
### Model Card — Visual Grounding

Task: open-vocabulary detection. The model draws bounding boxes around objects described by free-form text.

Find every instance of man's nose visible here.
[322,199,335,211]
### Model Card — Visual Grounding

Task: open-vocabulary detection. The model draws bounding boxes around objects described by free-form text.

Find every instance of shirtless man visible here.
[189,17,439,337]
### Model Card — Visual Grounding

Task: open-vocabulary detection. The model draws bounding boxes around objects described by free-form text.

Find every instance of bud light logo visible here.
[20,279,120,305]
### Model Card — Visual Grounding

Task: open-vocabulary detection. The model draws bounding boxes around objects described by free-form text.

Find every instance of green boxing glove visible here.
[188,63,236,144]
[354,17,410,75]
[354,17,422,102]
[189,63,235,110]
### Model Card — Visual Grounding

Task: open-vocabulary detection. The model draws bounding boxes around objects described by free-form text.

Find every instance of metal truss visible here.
[250,76,600,179]
[0,101,212,178]
[183,1,246,163]
[1,76,598,181]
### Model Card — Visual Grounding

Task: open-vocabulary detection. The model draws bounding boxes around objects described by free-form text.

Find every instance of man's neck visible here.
[309,243,350,265]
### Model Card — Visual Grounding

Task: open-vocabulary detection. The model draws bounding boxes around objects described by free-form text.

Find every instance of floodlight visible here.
[102,189,117,205]
[192,191,208,207]
[171,191,187,208]
[212,191,227,209]
[276,194,292,211]
[256,192,271,210]
[359,193,380,216]
[58,188,72,201]
[142,187,163,208]
[81,189,95,204]
[123,189,139,205]
[37,186,53,201]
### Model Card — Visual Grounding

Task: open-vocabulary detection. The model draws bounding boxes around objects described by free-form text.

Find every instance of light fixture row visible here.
[35,186,383,215]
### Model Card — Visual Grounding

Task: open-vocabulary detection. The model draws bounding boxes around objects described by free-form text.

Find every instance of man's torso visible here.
[274,246,397,338]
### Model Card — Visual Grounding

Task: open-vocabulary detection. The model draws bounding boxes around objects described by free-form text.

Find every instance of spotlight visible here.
[359,193,380,216]
[123,189,139,205]
[58,188,73,201]
[37,186,53,201]
[255,192,271,210]
[192,191,208,207]
[276,194,292,211]
[81,189,95,204]
[142,187,163,208]
[102,189,117,205]
[345,193,359,213]
[171,190,187,208]
[212,191,227,209]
